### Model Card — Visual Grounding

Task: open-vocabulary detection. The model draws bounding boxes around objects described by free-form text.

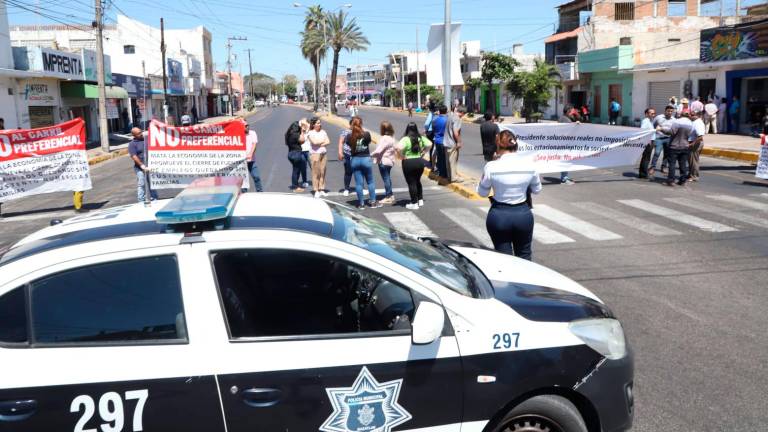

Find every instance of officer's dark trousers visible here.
[486,200,535,261]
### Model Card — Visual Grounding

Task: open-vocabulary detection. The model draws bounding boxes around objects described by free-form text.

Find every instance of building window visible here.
[614,2,635,20]
[123,45,136,54]
[668,0,687,16]
[620,37,632,45]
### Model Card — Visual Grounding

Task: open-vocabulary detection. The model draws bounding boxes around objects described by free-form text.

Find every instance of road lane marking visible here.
[665,198,768,230]
[571,202,682,236]
[707,195,768,212]
[476,207,575,245]
[617,199,737,233]
[532,204,623,241]
[383,212,436,238]
[440,208,493,247]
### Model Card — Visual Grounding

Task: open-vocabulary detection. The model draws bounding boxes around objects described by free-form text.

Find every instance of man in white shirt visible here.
[688,110,706,182]
[443,105,466,183]
[638,108,657,179]
[703,99,719,134]
[244,122,263,192]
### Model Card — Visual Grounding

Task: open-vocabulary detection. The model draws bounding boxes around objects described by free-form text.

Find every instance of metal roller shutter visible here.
[648,81,680,114]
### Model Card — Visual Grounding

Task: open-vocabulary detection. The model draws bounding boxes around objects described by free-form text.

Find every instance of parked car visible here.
[254,100,265,107]
[364,99,382,106]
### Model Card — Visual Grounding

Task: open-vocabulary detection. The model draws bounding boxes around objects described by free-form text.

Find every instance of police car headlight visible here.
[568,318,627,360]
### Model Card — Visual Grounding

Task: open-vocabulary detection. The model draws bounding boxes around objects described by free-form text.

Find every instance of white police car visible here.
[0,178,633,432]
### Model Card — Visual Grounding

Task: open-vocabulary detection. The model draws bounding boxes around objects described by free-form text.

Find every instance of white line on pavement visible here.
[571,202,682,236]
[618,199,737,233]
[476,206,575,244]
[440,208,493,247]
[707,195,768,212]
[0,210,74,223]
[665,198,768,230]
[383,212,436,238]
[533,204,623,241]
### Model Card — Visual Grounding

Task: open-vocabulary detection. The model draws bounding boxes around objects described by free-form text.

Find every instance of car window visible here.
[0,287,27,344]
[29,255,187,345]
[211,249,415,339]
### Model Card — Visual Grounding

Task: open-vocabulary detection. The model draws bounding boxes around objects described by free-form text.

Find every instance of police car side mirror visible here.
[411,302,444,345]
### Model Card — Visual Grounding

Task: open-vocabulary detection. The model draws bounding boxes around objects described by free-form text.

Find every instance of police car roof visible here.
[1,193,335,266]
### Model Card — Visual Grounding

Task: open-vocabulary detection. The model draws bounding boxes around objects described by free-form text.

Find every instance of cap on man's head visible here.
[180,114,192,125]
[680,98,689,104]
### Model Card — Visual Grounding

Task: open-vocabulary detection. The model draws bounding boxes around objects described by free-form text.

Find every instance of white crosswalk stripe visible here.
[323,186,441,198]
[707,195,768,212]
[475,207,575,244]
[440,208,493,247]
[383,212,436,238]
[532,204,623,241]
[571,202,682,236]
[617,199,737,233]
[665,198,768,230]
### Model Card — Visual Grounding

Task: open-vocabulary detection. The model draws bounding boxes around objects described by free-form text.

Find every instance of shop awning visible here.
[61,82,129,99]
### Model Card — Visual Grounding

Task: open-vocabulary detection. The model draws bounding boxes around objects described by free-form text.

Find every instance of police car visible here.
[0,178,633,432]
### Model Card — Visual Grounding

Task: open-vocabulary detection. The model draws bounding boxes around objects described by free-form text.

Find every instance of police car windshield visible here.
[329,203,479,297]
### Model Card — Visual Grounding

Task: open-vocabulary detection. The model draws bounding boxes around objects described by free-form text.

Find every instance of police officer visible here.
[477,129,542,261]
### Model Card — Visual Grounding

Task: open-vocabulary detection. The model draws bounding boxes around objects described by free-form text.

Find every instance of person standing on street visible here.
[371,121,397,204]
[398,122,432,209]
[407,101,414,117]
[609,98,621,125]
[244,122,263,192]
[443,105,466,183]
[338,118,354,196]
[704,98,719,134]
[431,105,448,179]
[688,109,706,182]
[285,121,307,193]
[650,105,675,177]
[638,108,656,179]
[729,95,741,133]
[300,118,313,188]
[0,118,4,130]
[481,110,499,162]
[477,129,542,260]
[658,112,693,186]
[191,105,198,125]
[128,127,158,202]
[557,107,576,184]
[691,97,704,115]
[718,97,728,133]
[346,116,381,209]
[307,119,330,197]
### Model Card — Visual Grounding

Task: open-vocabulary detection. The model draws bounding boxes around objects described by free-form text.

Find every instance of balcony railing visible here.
[557,61,578,81]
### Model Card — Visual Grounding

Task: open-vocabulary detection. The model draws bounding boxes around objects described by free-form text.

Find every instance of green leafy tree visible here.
[300,5,326,111]
[326,10,369,114]
[506,59,562,122]
[282,74,299,98]
[384,88,399,107]
[481,52,518,114]
[403,83,418,102]
[245,72,276,99]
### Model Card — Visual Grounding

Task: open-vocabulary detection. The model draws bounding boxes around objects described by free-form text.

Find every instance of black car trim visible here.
[491,280,614,322]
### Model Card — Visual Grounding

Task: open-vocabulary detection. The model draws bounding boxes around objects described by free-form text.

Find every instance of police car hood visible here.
[449,244,602,302]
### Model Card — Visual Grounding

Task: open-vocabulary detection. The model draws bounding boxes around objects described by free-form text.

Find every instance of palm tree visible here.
[300,5,326,111]
[326,10,369,114]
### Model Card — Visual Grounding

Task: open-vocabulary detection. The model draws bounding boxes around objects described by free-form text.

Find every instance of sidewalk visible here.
[701,133,762,163]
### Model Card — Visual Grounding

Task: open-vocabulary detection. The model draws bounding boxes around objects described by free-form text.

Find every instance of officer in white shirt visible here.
[477,130,542,261]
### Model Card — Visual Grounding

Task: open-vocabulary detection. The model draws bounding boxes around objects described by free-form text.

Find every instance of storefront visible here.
[112,73,151,130]
[60,83,128,144]
[578,45,634,125]
[15,78,62,128]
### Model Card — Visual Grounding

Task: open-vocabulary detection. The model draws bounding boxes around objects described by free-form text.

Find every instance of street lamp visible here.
[293,3,352,113]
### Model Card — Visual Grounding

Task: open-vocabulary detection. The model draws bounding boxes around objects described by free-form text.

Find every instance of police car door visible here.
[199,239,464,432]
[0,244,226,432]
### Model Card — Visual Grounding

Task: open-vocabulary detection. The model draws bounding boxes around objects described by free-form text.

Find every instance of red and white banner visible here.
[0,118,91,203]
[757,134,768,180]
[147,119,248,189]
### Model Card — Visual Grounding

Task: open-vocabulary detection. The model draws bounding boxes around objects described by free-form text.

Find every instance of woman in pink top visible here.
[371,121,397,204]
[306,119,330,197]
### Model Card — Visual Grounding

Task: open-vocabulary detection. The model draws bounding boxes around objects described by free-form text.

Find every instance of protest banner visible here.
[503,123,654,174]
[757,134,768,180]
[147,118,248,189]
[0,118,91,203]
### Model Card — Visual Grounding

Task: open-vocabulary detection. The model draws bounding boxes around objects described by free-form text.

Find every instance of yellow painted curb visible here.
[88,148,128,166]
[702,147,758,164]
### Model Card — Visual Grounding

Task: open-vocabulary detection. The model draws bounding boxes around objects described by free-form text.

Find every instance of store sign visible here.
[81,49,113,84]
[106,99,119,119]
[113,73,150,98]
[19,47,83,80]
[700,19,768,62]
[21,81,59,106]
[167,59,185,95]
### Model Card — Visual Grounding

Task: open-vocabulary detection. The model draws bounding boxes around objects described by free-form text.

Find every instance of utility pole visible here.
[443,0,452,109]
[160,18,168,122]
[94,0,109,152]
[141,60,147,127]
[226,36,247,116]
[416,27,421,109]
[245,48,255,100]
[400,54,406,110]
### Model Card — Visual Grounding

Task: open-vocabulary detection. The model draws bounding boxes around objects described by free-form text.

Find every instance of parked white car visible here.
[364,99,382,106]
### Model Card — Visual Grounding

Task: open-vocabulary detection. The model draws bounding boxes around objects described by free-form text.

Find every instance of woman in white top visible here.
[306,119,330,197]
[477,129,542,260]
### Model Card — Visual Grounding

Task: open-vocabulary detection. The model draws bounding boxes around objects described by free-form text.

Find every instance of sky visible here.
[5,0,565,81]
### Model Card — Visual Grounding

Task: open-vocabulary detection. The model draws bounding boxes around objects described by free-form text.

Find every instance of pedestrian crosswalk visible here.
[368,193,768,248]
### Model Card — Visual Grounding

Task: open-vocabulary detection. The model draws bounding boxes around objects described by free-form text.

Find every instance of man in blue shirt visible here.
[128,127,158,203]
[609,98,621,125]
[431,105,448,178]
[729,95,740,133]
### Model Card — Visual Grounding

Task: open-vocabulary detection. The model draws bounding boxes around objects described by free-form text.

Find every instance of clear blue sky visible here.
[6,0,565,80]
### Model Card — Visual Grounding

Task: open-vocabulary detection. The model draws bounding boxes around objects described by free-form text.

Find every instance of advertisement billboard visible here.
[700,19,768,62]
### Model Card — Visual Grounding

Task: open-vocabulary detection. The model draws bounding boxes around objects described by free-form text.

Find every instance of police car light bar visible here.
[155,177,243,225]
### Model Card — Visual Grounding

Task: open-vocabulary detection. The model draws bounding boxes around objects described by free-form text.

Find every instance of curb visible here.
[702,147,759,164]
[88,148,128,166]
[322,113,484,200]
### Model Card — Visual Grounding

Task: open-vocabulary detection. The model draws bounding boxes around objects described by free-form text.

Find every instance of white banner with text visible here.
[756,135,767,180]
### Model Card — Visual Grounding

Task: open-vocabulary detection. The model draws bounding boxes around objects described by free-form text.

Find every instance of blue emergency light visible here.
[155,177,243,225]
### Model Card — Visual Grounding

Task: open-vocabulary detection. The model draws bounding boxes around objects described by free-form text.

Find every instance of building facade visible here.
[346,64,388,102]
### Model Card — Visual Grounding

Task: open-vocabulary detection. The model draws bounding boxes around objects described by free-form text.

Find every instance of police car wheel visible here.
[493,395,587,432]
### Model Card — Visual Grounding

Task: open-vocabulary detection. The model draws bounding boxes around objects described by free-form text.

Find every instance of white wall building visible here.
[0,1,20,129]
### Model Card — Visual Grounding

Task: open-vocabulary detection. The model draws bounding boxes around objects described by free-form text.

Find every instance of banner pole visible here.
[144,129,151,207]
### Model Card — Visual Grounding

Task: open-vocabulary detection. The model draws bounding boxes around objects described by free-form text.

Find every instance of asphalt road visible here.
[2,105,768,430]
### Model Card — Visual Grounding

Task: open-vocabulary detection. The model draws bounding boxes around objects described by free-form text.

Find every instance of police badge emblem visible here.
[320,367,412,432]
